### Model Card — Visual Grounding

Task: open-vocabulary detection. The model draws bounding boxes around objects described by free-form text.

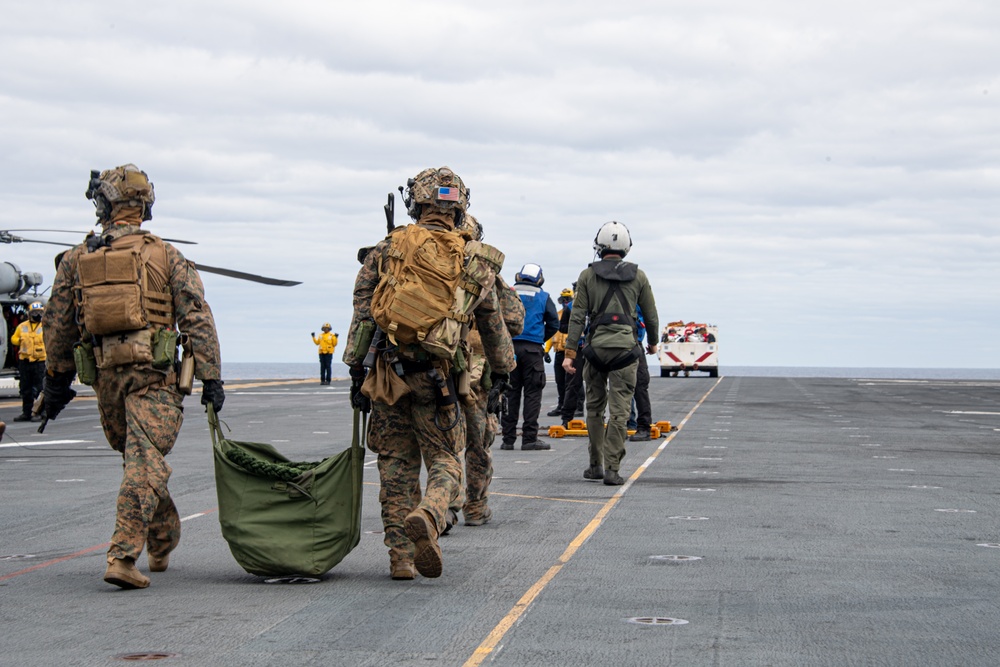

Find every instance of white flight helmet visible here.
[593,221,632,258]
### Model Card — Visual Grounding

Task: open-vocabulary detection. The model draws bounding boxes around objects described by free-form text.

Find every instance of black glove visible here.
[486,372,510,416]
[201,379,225,413]
[311,332,315,337]
[543,352,552,364]
[43,370,77,421]
[349,366,371,413]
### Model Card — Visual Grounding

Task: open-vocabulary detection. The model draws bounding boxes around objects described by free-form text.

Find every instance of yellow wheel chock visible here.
[547,420,672,439]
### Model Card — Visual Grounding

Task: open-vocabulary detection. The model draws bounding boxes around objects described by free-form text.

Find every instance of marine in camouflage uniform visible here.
[343,169,515,579]
[43,165,223,589]
[461,275,523,524]
[446,216,524,527]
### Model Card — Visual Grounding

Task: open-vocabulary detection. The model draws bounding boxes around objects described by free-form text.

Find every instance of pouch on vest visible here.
[360,353,411,406]
[73,341,97,385]
[78,248,147,335]
[351,319,376,364]
[96,329,154,369]
[151,328,178,370]
[19,331,36,360]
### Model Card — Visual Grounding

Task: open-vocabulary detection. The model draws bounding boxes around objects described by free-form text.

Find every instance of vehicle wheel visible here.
[708,368,718,378]
[660,368,670,378]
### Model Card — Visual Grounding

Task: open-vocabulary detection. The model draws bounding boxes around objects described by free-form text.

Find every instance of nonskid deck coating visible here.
[1,376,998,666]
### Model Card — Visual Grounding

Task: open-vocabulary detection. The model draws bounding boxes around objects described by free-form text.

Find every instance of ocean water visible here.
[222,362,1000,381]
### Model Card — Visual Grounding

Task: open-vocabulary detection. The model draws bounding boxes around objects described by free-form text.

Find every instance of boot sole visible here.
[404,513,442,578]
[148,557,169,573]
[103,571,150,589]
[464,508,492,526]
[390,564,416,580]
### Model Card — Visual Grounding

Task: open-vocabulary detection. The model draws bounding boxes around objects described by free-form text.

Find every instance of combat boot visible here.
[12,414,32,422]
[464,506,492,526]
[500,440,514,450]
[103,556,150,589]
[404,509,442,578]
[603,469,625,486]
[546,406,562,417]
[629,427,651,442]
[148,553,169,573]
[583,465,604,480]
[390,557,416,580]
[441,508,459,536]
[521,440,551,450]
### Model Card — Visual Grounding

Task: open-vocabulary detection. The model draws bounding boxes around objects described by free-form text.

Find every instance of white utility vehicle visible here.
[658,322,719,377]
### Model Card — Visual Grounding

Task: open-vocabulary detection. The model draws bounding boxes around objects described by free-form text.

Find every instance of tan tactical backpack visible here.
[370,224,504,360]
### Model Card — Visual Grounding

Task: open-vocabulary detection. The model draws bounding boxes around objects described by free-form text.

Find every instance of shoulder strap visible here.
[592,282,635,330]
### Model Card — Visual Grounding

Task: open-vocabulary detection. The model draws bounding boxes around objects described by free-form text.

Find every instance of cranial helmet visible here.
[515,263,544,287]
[405,166,469,221]
[28,300,44,320]
[458,213,484,241]
[560,288,573,299]
[86,163,155,223]
[593,221,632,258]
[322,323,332,331]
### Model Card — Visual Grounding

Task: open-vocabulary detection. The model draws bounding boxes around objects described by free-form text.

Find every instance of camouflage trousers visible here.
[449,391,496,521]
[368,371,465,562]
[583,360,637,472]
[95,368,184,562]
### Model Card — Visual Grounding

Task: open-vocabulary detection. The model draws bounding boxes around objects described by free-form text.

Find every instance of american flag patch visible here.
[436,187,460,202]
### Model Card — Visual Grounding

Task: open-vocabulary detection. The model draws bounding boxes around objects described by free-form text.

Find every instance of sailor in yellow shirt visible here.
[311,323,338,385]
[544,288,573,416]
[11,301,48,421]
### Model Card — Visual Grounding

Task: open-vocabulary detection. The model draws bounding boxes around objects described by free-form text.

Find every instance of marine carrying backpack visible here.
[370,224,504,360]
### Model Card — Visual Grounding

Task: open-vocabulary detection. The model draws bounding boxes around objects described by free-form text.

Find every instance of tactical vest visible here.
[74,233,175,369]
[370,225,504,361]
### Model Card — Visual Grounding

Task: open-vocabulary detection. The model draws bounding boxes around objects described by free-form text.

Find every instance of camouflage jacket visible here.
[343,228,516,375]
[43,224,222,381]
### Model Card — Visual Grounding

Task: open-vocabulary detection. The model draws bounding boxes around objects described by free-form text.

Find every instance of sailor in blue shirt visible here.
[501,263,559,450]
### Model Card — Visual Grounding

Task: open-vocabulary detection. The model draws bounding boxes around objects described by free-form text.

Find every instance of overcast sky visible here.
[2,0,998,369]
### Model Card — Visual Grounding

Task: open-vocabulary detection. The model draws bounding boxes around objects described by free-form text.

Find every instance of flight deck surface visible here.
[2,376,998,666]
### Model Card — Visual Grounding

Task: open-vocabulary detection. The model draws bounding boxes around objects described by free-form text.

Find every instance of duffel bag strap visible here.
[207,403,231,449]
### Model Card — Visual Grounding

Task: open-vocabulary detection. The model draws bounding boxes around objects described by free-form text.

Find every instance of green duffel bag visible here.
[208,405,364,577]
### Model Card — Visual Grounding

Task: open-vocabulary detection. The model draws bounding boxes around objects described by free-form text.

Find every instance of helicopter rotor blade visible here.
[0,233,75,247]
[193,263,301,287]
[4,229,86,234]
[3,229,197,245]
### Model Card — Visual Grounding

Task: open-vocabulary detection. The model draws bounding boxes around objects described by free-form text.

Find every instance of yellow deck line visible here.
[463,377,722,667]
